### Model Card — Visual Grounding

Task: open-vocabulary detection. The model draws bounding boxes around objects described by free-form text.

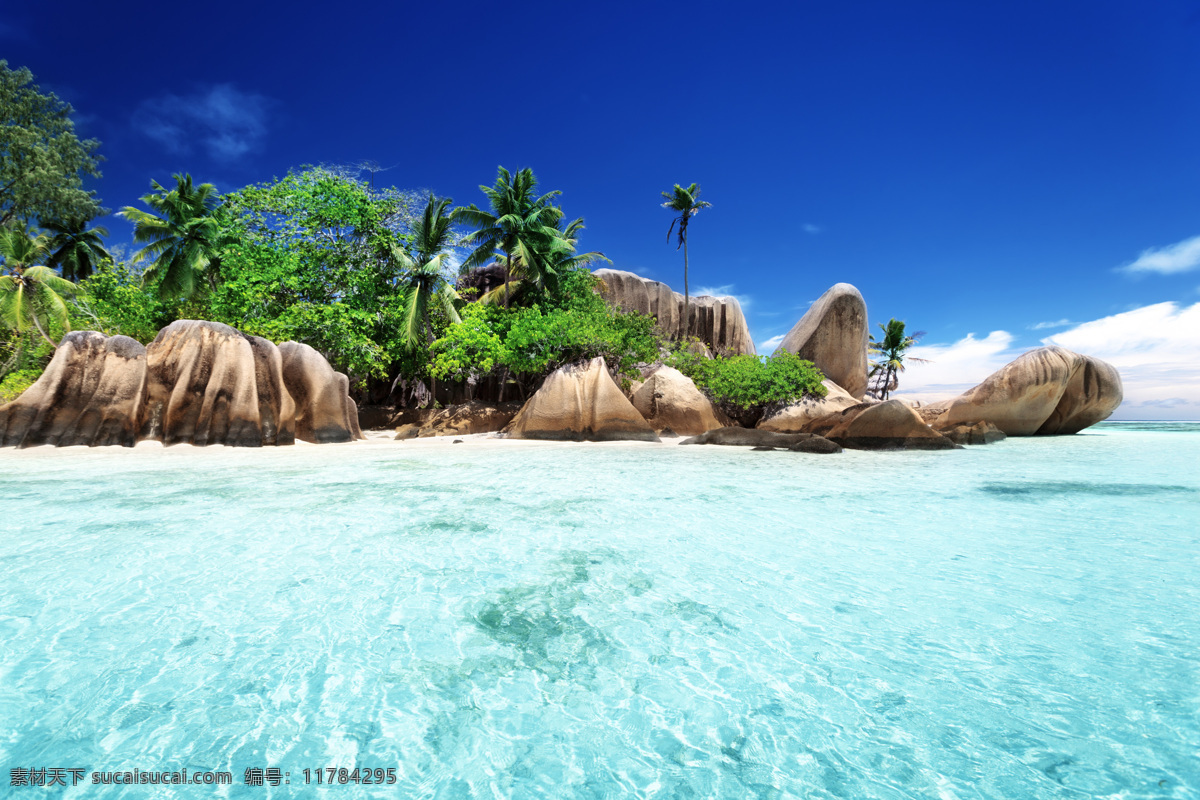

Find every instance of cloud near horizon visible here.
[1121,234,1200,275]
[132,84,272,161]
[1044,301,1200,417]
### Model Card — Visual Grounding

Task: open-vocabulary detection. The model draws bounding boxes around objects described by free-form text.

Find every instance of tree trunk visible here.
[682,228,690,339]
[29,311,57,348]
[502,248,511,310]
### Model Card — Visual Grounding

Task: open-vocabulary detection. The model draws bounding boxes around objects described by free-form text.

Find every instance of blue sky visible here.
[4,1,1200,417]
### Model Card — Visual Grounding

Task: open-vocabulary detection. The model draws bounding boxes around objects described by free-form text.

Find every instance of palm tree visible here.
[457,167,564,308]
[474,215,609,305]
[118,174,226,299]
[661,182,711,335]
[0,226,77,346]
[867,318,929,400]
[392,194,462,349]
[43,218,111,281]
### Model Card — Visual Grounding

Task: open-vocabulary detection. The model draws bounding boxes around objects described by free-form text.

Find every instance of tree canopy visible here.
[0,61,104,227]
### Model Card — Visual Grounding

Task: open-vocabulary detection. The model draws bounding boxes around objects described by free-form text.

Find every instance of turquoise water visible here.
[1,422,1198,798]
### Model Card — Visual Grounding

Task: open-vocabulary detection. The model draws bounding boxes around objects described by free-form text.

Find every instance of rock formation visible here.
[393,401,522,439]
[279,341,361,443]
[593,268,755,356]
[679,426,842,452]
[939,420,1007,446]
[0,321,362,448]
[0,331,148,447]
[930,346,1123,435]
[823,399,959,450]
[506,357,660,442]
[776,283,869,399]
[630,365,729,435]
[756,380,860,433]
[141,320,296,446]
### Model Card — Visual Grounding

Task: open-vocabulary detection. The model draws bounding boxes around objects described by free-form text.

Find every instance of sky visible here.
[4,1,1199,418]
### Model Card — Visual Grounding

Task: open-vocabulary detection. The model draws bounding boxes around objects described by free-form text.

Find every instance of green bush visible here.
[669,347,827,426]
[429,268,661,393]
[0,368,41,403]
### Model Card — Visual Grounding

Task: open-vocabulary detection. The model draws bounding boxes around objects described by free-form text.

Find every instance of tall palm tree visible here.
[392,194,462,349]
[458,167,564,308]
[867,318,929,400]
[43,218,111,281]
[0,226,77,346]
[118,174,226,299]
[661,182,711,335]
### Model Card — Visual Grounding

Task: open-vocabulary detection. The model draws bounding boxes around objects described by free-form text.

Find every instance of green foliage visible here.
[0,61,104,226]
[428,304,507,383]
[669,347,827,421]
[0,368,40,403]
[206,168,414,379]
[73,260,174,343]
[867,318,926,400]
[43,219,111,282]
[118,174,228,300]
[430,268,660,388]
[0,226,78,345]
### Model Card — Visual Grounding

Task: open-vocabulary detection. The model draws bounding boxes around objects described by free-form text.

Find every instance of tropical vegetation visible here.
[0,60,834,421]
[669,345,827,426]
[867,318,927,400]
[661,183,711,331]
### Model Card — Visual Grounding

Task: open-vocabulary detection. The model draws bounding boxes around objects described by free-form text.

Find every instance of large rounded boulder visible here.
[776,283,869,400]
[932,346,1123,435]
[593,268,755,356]
[278,341,363,443]
[142,320,297,446]
[0,331,148,448]
[631,365,729,435]
[825,399,958,450]
[757,379,860,433]
[507,357,660,442]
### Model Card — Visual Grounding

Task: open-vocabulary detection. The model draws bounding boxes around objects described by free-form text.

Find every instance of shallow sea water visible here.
[1,422,1198,799]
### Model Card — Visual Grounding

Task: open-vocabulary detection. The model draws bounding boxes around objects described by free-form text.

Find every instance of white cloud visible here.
[1044,301,1200,418]
[892,331,1020,404]
[757,334,786,353]
[133,84,272,161]
[1121,234,1200,275]
[803,223,821,234]
[1028,318,1073,330]
[693,283,752,310]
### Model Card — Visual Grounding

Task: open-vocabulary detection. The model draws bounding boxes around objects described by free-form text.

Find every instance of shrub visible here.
[0,368,41,403]
[669,348,827,426]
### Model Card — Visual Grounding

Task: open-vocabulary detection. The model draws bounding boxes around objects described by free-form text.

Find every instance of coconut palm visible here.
[475,215,609,305]
[661,182,711,335]
[43,218,111,281]
[867,318,929,400]
[457,167,564,308]
[0,226,77,346]
[118,174,226,299]
[392,194,462,349]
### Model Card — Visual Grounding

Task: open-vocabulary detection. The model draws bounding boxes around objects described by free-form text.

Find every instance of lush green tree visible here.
[867,318,928,400]
[669,347,826,426]
[118,174,228,300]
[0,226,77,346]
[43,218,111,281]
[393,195,462,349]
[661,182,711,332]
[209,168,412,380]
[431,268,660,398]
[458,167,566,308]
[72,257,174,343]
[0,61,104,226]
